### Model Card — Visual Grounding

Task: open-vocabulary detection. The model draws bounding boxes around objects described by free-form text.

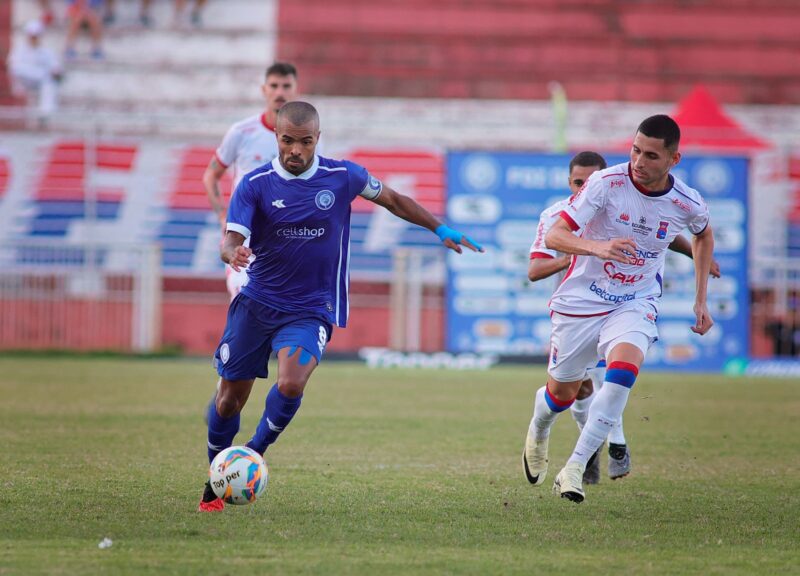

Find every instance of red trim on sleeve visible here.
[214,152,229,169]
[530,252,555,260]
[607,361,640,376]
[559,211,580,232]
[260,113,275,132]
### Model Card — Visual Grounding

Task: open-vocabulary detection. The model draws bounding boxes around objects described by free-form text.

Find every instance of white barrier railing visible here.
[0,240,162,352]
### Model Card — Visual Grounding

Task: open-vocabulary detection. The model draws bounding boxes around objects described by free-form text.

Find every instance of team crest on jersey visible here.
[551,345,558,365]
[315,190,335,211]
[220,343,230,364]
[656,221,669,239]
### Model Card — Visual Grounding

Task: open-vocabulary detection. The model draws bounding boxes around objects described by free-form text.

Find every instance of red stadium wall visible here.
[161,280,444,356]
[277,0,800,105]
[0,281,443,355]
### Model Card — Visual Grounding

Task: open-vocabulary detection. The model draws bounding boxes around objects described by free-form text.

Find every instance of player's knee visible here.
[544,381,579,413]
[276,376,307,398]
[605,361,639,389]
[577,378,594,400]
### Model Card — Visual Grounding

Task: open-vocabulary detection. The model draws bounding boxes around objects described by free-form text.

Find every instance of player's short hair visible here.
[637,114,681,152]
[277,101,319,128]
[266,62,297,79]
[569,151,607,173]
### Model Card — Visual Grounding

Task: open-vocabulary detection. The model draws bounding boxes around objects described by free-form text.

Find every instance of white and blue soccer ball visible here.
[209,446,268,505]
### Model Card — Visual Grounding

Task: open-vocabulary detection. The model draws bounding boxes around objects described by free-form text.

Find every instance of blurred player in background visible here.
[198,102,484,511]
[201,62,300,422]
[523,137,719,498]
[203,62,300,300]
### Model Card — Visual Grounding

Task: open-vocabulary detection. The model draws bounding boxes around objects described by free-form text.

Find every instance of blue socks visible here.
[246,384,303,455]
[207,402,240,463]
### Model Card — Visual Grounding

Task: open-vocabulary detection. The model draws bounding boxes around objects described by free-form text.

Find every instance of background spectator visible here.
[7,20,62,125]
[174,0,207,28]
[64,0,104,60]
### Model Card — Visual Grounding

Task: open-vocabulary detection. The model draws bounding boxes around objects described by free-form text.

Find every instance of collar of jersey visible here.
[272,155,319,181]
[627,163,674,197]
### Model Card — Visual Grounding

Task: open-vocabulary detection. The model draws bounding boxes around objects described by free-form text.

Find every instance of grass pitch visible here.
[0,356,798,575]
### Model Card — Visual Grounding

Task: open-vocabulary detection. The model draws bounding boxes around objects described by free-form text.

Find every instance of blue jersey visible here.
[226,155,383,327]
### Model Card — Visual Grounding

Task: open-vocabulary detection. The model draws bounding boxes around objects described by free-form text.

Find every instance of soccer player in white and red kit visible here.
[203,62,299,299]
[524,151,721,488]
[529,116,715,503]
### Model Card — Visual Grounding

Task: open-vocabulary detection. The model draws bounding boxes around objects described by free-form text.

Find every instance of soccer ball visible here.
[209,446,268,505]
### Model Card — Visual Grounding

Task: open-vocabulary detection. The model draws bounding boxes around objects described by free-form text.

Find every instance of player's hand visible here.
[435,225,484,254]
[228,245,252,272]
[593,238,637,263]
[691,301,714,335]
[709,259,721,278]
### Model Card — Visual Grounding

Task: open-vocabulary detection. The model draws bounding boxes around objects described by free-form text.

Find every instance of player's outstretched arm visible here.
[546,218,635,263]
[668,235,721,278]
[220,231,252,272]
[691,225,715,335]
[203,157,228,230]
[370,184,483,253]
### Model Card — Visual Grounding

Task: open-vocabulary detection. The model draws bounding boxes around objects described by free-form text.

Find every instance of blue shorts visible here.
[213,294,333,380]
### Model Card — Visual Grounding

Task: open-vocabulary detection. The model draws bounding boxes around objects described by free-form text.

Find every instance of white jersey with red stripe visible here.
[215,113,279,189]
[550,162,710,316]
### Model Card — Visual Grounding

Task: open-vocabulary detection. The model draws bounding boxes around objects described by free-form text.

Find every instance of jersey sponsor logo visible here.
[315,189,335,211]
[276,226,326,239]
[603,261,644,285]
[632,215,653,236]
[589,281,636,304]
[672,198,691,213]
[656,221,669,239]
[616,212,631,225]
[621,248,660,266]
[272,199,286,208]
[610,179,625,189]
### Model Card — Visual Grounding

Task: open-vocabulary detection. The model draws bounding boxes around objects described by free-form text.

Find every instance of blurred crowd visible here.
[7,0,210,123]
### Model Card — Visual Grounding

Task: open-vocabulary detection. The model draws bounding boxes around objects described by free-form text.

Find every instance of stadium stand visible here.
[278,0,800,105]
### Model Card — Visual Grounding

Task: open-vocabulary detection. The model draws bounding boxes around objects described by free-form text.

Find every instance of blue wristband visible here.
[435,225,483,251]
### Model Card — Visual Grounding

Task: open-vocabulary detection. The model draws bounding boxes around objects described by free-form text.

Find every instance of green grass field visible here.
[0,356,798,575]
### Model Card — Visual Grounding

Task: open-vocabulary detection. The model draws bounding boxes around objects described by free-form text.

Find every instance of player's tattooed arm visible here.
[203,157,229,228]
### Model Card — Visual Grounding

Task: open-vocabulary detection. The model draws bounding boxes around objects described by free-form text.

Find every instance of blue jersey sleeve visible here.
[344,160,383,202]
[226,177,258,239]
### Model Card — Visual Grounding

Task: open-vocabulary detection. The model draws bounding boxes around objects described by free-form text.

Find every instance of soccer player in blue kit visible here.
[199,101,483,511]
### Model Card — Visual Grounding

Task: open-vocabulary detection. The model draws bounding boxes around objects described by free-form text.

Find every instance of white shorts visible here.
[548,299,659,382]
[225,265,249,301]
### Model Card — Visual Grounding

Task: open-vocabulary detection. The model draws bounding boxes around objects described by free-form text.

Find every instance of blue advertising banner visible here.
[445,152,749,372]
